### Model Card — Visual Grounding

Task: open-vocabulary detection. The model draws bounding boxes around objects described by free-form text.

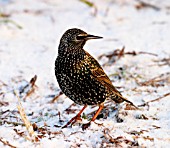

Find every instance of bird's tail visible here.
[112,91,138,109]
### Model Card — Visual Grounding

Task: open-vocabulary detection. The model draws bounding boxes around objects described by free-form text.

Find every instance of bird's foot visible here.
[82,122,91,130]
[62,115,82,128]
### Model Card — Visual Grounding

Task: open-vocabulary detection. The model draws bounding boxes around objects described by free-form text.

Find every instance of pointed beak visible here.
[85,34,103,40]
[77,34,103,40]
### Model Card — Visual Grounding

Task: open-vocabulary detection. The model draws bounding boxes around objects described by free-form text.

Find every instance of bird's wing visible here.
[85,51,121,95]
[85,51,138,108]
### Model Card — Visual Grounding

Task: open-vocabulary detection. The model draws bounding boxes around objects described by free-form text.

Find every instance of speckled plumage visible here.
[55,28,136,129]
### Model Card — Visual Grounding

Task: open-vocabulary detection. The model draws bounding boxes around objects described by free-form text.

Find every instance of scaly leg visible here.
[62,105,87,128]
[82,103,104,130]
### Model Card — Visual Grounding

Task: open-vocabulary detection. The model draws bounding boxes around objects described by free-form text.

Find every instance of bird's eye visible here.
[76,35,86,40]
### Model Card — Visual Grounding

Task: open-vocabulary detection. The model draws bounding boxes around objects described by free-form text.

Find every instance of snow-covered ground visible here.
[0,0,170,147]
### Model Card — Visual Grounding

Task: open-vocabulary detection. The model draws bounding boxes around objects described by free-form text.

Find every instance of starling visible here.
[55,28,136,130]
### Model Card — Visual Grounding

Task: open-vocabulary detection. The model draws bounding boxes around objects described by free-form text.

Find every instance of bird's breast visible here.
[55,53,88,77]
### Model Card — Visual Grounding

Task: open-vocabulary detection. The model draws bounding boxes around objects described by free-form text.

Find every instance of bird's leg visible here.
[62,105,87,128]
[82,103,104,130]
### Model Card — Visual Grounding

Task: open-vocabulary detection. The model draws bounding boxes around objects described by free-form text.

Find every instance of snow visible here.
[0,0,170,147]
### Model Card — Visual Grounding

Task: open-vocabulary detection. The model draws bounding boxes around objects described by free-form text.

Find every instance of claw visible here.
[62,115,81,128]
[61,105,87,128]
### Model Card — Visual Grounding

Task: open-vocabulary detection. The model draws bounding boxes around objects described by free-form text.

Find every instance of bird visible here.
[55,28,137,130]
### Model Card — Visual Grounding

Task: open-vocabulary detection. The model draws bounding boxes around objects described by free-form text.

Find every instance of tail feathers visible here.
[113,91,138,109]
[123,98,138,109]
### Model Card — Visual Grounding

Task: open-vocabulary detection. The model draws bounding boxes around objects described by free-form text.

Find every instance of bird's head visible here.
[59,28,103,50]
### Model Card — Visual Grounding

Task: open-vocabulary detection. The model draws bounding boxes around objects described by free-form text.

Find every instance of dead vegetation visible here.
[138,92,170,107]
[103,128,139,147]
[135,0,160,11]
[0,137,16,148]
[18,75,38,101]
[98,46,158,66]
[138,72,170,87]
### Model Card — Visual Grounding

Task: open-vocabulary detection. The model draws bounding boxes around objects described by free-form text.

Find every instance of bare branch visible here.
[0,137,16,148]
[49,91,63,103]
[138,92,170,107]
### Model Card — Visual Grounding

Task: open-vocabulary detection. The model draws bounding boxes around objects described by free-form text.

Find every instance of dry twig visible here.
[138,72,170,87]
[135,0,160,11]
[0,137,16,148]
[13,129,25,137]
[22,75,38,100]
[1,120,24,126]
[14,91,38,141]
[153,57,170,66]
[98,47,157,65]
[0,101,9,107]
[147,92,170,103]
[50,91,63,103]
[138,92,170,107]
[64,103,77,114]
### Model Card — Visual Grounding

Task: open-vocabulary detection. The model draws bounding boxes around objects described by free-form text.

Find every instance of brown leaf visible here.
[124,104,138,110]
